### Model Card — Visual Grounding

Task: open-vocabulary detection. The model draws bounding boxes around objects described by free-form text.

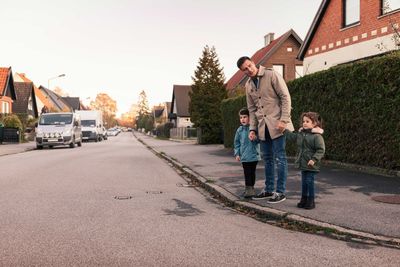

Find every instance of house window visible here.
[1,101,10,114]
[382,0,400,14]
[272,64,284,78]
[343,0,360,27]
[295,65,304,78]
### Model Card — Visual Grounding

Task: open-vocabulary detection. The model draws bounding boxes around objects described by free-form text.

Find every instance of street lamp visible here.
[47,74,66,90]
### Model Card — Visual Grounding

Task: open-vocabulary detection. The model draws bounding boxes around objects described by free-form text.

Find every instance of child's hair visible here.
[239,107,249,116]
[301,112,323,128]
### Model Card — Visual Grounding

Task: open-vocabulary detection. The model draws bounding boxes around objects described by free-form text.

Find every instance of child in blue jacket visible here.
[234,108,261,199]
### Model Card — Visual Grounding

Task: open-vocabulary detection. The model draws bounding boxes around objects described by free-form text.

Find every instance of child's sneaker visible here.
[268,192,286,203]
[242,186,255,199]
[252,191,274,200]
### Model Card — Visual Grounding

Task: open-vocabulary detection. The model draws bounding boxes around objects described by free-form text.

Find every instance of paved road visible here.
[0,133,399,266]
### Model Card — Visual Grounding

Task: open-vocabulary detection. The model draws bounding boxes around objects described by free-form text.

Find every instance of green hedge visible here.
[221,51,400,170]
[220,95,247,148]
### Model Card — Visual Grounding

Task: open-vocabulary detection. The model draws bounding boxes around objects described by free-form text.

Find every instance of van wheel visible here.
[69,137,75,148]
[36,144,43,150]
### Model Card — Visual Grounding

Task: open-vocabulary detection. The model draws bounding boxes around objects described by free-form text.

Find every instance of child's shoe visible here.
[243,186,255,199]
[297,196,307,208]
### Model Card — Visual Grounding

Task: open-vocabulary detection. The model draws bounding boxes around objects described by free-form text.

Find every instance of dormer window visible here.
[343,0,360,27]
[382,0,400,14]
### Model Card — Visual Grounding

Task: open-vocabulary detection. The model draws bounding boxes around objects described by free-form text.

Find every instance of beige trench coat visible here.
[245,66,294,140]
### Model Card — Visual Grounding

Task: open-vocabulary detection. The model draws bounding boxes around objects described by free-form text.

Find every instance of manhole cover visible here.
[114,196,133,200]
[371,195,400,204]
[146,191,163,194]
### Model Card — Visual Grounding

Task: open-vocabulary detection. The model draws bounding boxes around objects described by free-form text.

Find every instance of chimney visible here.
[264,33,275,46]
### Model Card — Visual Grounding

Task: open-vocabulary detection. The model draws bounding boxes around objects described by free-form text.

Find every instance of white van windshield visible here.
[81,120,96,127]
[39,114,73,125]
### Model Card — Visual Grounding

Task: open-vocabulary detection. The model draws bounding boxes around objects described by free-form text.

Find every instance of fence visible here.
[0,127,20,144]
[170,127,197,140]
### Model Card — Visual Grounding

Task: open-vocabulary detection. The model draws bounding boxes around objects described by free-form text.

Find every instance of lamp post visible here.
[47,74,66,90]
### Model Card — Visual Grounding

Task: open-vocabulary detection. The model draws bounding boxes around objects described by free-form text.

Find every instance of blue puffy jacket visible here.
[234,125,261,162]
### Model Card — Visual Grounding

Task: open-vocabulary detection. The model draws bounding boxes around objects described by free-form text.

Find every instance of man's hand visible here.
[276,121,286,132]
[308,160,315,166]
[235,156,241,162]
[248,131,257,141]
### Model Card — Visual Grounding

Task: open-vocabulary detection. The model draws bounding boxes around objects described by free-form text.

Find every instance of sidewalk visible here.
[135,132,400,248]
[0,141,36,157]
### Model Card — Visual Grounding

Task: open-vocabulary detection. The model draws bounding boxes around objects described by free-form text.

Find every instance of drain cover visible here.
[114,196,133,200]
[146,191,163,194]
[371,195,400,204]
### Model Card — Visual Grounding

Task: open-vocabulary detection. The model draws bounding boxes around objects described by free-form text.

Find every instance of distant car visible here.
[106,128,118,136]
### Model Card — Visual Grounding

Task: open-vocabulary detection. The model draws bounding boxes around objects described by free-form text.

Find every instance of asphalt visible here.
[2,134,400,249]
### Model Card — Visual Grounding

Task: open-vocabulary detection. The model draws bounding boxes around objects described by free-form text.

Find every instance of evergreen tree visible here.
[189,45,227,144]
[136,90,152,130]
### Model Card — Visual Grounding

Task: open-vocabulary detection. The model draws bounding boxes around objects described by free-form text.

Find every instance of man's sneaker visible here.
[252,191,274,200]
[268,193,286,203]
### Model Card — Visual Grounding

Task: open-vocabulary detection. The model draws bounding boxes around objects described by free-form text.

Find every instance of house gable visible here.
[226,29,303,93]
[13,82,38,117]
[0,67,16,100]
[171,85,192,117]
[299,0,400,74]
[39,86,72,112]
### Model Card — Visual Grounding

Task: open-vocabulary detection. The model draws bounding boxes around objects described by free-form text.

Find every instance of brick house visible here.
[226,29,303,96]
[0,67,17,114]
[298,0,400,74]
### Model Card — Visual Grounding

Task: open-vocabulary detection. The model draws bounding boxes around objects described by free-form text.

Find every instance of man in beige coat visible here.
[237,56,294,203]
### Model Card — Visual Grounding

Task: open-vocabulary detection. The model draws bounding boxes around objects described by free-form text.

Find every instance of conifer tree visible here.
[136,90,152,131]
[189,45,227,144]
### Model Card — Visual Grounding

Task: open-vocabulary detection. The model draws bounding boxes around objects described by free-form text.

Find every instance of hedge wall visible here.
[220,95,247,148]
[221,51,400,170]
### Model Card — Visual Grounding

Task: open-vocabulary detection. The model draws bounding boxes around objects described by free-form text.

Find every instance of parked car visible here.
[106,128,119,136]
[35,112,82,149]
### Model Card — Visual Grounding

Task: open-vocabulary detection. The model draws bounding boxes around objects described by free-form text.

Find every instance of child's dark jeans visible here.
[242,161,258,186]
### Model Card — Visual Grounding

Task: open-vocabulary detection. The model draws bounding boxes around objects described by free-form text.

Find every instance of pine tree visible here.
[136,90,152,131]
[189,46,227,144]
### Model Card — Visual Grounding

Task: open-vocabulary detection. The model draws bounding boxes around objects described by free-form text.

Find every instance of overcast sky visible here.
[1,0,321,116]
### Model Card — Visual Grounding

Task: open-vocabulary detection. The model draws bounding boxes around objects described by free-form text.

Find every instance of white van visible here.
[35,112,82,149]
[76,110,104,142]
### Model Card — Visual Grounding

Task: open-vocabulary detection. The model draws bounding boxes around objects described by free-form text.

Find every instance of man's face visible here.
[240,59,258,77]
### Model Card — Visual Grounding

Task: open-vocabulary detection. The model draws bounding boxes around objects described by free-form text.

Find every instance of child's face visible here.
[302,116,317,129]
[240,115,249,125]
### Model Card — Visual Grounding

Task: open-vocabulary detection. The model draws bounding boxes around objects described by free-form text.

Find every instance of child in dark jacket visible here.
[234,108,261,199]
[284,112,325,209]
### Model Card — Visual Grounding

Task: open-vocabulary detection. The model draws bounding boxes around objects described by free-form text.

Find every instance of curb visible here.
[0,146,36,157]
[136,135,400,250]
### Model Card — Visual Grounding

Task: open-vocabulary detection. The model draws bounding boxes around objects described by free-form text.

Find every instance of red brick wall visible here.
[307,0,400,57]
[261,36,303,81]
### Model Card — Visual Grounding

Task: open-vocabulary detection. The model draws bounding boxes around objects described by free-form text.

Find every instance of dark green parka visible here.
[285,128,325,172]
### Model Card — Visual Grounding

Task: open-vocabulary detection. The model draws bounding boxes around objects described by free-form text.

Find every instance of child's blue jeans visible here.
[301,171,316,197]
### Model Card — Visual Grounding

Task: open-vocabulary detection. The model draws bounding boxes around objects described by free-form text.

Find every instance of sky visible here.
[1,0,321,117]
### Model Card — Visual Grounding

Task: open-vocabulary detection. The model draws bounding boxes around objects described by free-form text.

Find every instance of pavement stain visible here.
[163,198,204,217]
